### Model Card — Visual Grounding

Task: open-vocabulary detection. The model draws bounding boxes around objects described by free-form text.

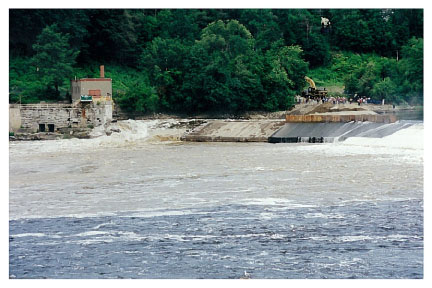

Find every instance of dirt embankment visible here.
[286,102,417,116]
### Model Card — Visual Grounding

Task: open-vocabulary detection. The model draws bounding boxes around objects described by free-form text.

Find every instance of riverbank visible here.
[287,102,422,116]
[9,103,423,142]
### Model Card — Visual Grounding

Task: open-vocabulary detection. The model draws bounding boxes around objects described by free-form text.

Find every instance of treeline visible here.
[9,9,423,113]
[309,40,423,105]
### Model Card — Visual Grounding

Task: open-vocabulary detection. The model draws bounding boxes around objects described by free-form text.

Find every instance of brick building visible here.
[71,65,112,103]
[9,65,114,134]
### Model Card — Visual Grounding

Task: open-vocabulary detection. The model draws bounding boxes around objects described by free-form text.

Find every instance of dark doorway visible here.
[48,124,55,132]
[39,124,45,132]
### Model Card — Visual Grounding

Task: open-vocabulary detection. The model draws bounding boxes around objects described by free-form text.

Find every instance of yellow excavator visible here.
[302,76,328,99]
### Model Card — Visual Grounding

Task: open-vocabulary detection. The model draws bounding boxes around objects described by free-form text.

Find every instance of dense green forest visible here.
[9,9,423,114]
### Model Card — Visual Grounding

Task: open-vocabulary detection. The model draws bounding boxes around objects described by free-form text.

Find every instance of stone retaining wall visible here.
[9,102,112,133]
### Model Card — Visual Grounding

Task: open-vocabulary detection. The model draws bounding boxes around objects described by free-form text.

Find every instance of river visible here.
[9,119,424,279]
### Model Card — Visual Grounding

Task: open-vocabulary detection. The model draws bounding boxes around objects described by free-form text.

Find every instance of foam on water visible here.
[74,231,110,237]
[295,122,423,163]
[304,212,345,219]
[125,209,210,218]
[343,122,423,149]
[9,119,173,155]
[9,211,120,221]
[11,233,47,238]
[18,229,417,246]
[240,198,319,209]
[242,198,294,206]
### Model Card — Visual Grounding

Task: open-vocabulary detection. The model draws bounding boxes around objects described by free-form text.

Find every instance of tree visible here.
[273,9,315,46]
[199,20,254,58]
[397,37,423,104]
[371,77,398,102]
[344,73,360,95]
[10,9,50,57]
[116,83,158,114]
[238,9,282,51]
[302,33,331,67]
[140,37,189,111]
[105,65,159,113]
[261,42,308,110]
[329,9,374,52]
[9,57,48,103]
[10,9,89,59]
[155,9,202,42]
[8,9,424,111]
[32,24,79,99]
[183,20,259,112]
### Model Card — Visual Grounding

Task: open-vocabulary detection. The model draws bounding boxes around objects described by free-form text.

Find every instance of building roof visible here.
[72,78,112,82]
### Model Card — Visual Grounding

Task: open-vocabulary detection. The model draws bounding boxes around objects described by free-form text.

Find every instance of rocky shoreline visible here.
[9,128,93,141]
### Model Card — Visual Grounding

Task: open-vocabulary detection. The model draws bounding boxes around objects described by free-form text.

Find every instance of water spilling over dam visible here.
[268,120,418,143]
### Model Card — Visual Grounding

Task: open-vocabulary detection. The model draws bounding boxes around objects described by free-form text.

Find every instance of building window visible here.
[48,124,55,132]
[39,124,46,132]
[89,89,101,96]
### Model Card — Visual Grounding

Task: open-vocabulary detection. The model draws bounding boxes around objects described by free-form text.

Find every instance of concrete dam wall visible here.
[180,119,416,144]
[268,121,417,143]
[181,120,285,142]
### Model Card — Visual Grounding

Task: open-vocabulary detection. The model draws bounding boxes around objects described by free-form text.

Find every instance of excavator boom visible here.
[302,76,327,99]
[304,76,316,90]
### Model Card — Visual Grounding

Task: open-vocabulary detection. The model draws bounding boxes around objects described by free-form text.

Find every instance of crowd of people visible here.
[296,95,375,106]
